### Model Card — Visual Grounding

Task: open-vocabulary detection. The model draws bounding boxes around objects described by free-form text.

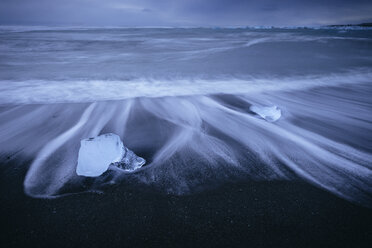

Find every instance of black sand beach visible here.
[1,159,371,248]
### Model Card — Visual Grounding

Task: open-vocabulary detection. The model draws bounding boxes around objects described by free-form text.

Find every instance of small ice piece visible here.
[250,105,281,122]
[76,133,145,177]
[111,148,146,172]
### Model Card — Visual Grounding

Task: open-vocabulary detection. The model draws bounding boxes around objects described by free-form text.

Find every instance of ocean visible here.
[0,26,371,205]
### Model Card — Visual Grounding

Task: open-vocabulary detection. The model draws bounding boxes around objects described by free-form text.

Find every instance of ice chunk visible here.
[250,105,281,122]
[76,133,145,177]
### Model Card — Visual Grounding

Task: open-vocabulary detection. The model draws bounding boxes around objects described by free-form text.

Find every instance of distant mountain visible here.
[328,23,372,27]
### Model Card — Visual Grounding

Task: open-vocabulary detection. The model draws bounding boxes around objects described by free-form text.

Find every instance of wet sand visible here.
[0,159,371,248]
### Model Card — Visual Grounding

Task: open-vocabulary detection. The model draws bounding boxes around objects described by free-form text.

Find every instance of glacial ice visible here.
[76,133,145,177]
[250,105,281,122]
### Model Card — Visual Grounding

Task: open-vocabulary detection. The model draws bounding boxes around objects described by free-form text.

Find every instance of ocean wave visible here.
[0,71,371,104]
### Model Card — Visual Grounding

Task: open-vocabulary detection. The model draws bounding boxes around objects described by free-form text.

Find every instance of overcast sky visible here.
[1,0,372,27]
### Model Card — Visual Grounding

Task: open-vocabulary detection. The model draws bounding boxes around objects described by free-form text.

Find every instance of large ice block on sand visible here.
[76,133,145,177]
[250,105,281,122]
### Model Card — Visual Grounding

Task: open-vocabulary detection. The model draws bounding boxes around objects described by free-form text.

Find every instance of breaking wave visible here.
[1,71,372,104]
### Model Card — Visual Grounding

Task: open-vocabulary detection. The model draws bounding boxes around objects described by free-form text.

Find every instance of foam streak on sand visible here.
[24,103,96,197]
[0,78,371,207]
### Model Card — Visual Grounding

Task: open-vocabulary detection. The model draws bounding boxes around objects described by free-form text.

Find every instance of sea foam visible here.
[0,71,371,104]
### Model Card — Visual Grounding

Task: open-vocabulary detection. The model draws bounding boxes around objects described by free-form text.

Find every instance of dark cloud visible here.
[0,0,371,26]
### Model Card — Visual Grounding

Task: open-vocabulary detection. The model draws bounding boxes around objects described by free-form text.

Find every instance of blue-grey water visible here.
[0,26,371,206]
